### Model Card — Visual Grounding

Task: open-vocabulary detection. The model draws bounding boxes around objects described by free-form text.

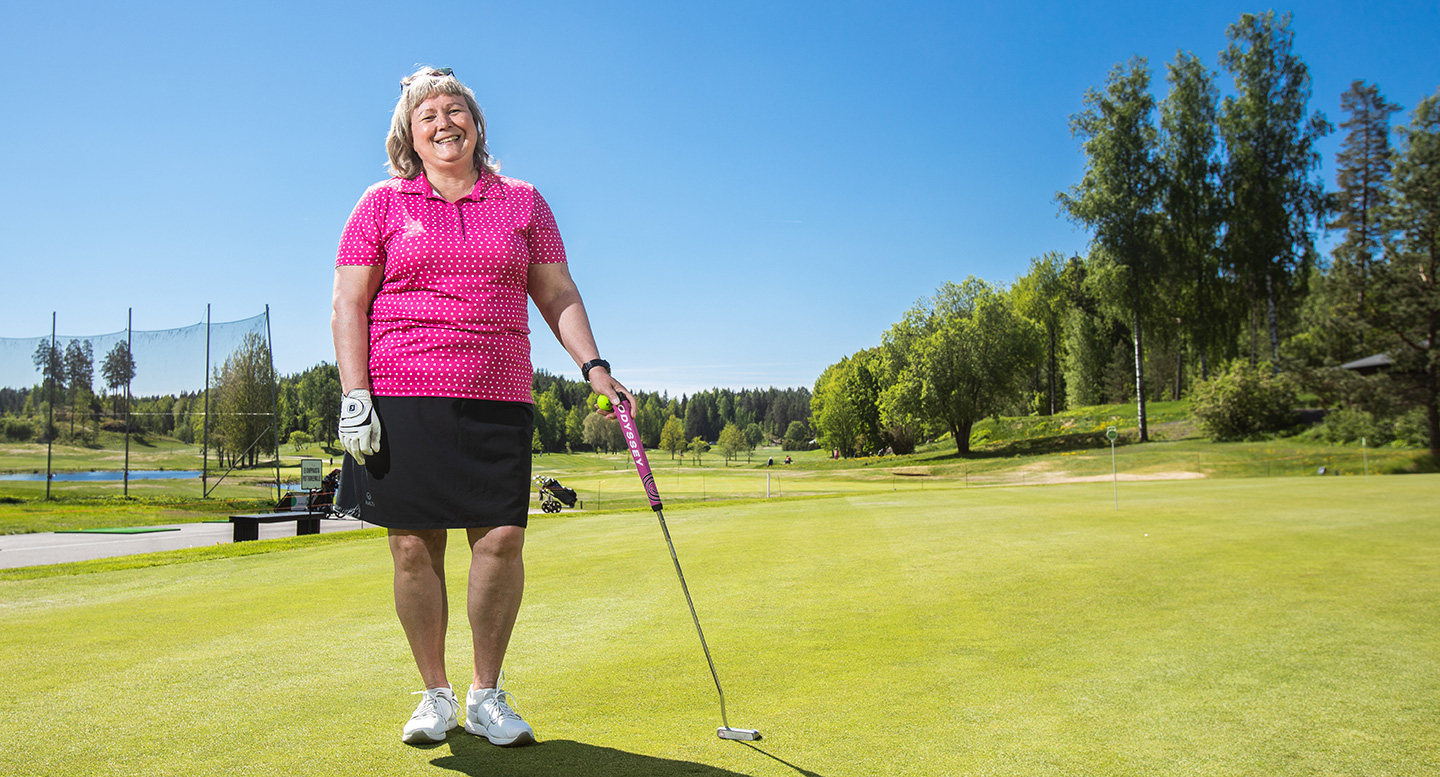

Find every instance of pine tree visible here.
[63,340,94,437]
[1373,91,1440,452]
[1290,81,1400,398]
[1330,81,1401,309]
[101,341,137,418]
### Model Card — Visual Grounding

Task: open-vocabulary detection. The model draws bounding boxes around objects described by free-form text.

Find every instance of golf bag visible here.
[535,476,578,513]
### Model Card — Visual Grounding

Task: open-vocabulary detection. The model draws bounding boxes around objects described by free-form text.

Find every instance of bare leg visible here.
[466,525,525,690]
[389,529,450,689]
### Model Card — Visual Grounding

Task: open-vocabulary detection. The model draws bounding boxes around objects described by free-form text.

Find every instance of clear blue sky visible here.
[2,1,1435,395]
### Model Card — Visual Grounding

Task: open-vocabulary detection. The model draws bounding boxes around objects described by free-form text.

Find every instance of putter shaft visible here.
[655,509,732,727]
[615,398,762,740]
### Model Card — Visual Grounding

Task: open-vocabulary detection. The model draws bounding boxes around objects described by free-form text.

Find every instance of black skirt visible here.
[336,396,534,530]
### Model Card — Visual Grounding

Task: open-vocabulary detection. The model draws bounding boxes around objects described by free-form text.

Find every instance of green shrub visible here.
[781,420,814,451]
[1190,361,1298,441]
[1317,407,1388,445]
[1392,408,1430,448]
[1315,406,1428,448]
[288,430,314,451]
[4,418,34,442]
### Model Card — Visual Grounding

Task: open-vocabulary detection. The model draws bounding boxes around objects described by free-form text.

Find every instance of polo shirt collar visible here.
[400,171,506,202]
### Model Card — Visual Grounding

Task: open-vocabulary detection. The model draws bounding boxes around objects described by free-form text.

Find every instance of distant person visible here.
[785,455,792,465]
[767,457,774,467]
[332,67,632,747]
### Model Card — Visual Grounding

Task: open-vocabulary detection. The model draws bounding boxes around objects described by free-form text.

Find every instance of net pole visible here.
[266,305,281,502]
[124,308,132,497]
[202,304,211,498]
[45,312,55,501]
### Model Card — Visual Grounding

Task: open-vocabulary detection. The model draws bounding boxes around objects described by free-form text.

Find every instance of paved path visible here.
[0,518,375,570]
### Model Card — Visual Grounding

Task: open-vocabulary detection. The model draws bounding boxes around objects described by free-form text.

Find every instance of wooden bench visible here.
[228,512,324,542]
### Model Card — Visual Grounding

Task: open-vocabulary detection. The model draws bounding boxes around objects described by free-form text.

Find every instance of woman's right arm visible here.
[331,264,384,393]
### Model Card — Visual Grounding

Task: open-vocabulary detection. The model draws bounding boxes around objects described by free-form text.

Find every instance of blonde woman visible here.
[332,67,631,746]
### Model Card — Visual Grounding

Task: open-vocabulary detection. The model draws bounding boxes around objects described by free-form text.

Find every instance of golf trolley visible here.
[274,468,343,515]
[534,475,578,513]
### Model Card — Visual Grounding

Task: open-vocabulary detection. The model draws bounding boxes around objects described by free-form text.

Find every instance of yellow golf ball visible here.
[596,395,612,412]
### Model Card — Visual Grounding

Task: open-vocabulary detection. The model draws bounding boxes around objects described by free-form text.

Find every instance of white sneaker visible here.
[401,686,459,744]
[463,681,535,746]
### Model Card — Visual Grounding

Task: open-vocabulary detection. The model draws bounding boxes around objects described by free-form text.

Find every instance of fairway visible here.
[1,476,1437,776]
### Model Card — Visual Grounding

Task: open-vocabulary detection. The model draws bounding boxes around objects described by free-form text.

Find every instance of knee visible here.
[472,526,525,562]
[391,531,445,573]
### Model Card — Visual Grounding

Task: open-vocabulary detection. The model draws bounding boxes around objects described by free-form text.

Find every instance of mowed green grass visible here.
[2,475,1437,776]
[0,434,203,472]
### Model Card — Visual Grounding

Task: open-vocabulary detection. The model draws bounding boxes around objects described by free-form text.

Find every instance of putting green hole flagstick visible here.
[612,396,762,742]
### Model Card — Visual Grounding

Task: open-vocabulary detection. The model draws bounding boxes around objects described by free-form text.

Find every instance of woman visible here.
[332,67,631,747]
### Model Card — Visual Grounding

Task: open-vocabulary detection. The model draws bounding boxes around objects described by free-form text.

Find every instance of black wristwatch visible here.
[581,358,611,381]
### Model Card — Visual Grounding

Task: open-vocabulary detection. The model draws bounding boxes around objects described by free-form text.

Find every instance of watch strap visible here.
[581,358,611,381]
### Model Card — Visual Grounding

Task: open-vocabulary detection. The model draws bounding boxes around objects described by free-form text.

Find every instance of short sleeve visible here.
[336,186,388,266]
[526,189,567,264]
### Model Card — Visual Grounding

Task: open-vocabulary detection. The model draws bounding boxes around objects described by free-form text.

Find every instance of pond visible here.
[0,470,203,482]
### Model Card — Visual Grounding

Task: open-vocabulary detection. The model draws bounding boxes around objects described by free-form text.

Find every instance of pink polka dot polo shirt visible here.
[335,171,566,403]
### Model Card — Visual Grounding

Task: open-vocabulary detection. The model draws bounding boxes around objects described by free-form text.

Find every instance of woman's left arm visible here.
[529,262,633,413]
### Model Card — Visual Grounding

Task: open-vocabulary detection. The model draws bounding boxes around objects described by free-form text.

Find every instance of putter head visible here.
[718,727,762,741]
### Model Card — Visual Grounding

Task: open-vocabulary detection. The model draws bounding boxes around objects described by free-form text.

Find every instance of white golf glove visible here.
[338,389,382,464]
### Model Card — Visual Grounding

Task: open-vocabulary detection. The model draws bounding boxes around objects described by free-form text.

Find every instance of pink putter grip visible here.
[615,398,663,511]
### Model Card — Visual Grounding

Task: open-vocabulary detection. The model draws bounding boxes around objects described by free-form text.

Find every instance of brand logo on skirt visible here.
[365,491,375,506]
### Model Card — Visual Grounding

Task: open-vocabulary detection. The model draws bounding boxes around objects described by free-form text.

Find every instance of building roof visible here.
[1340,352,1393,372]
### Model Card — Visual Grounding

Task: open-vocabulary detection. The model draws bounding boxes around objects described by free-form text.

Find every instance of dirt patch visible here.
[890,467,932,477]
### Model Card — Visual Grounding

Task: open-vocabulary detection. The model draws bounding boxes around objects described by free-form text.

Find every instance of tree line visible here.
[528,370,812,461]
[4,333,287,468]
[812,11,1439,456]
[3,337,139,444]
[4,336,817,468]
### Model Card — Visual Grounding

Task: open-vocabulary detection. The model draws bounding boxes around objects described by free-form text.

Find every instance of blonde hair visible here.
[386,67,497,179]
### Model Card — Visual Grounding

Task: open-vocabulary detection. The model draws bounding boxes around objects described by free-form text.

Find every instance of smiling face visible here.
[409,93,479,175]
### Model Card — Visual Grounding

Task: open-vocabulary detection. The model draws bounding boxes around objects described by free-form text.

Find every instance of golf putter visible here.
[612,397,762,742]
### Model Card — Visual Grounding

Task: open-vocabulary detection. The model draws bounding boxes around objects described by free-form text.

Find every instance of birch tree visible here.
[1218,11,1331,368]
[1159,50,1228,382]
[1058,57,1163,441]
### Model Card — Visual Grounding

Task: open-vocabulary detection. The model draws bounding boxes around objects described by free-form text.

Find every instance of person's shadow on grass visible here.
[430,736,827,776]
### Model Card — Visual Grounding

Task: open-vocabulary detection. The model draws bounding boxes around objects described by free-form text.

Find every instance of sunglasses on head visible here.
[402,68,455,88]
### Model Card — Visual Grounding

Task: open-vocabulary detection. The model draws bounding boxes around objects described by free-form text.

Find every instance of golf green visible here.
[1,476,1436,775]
